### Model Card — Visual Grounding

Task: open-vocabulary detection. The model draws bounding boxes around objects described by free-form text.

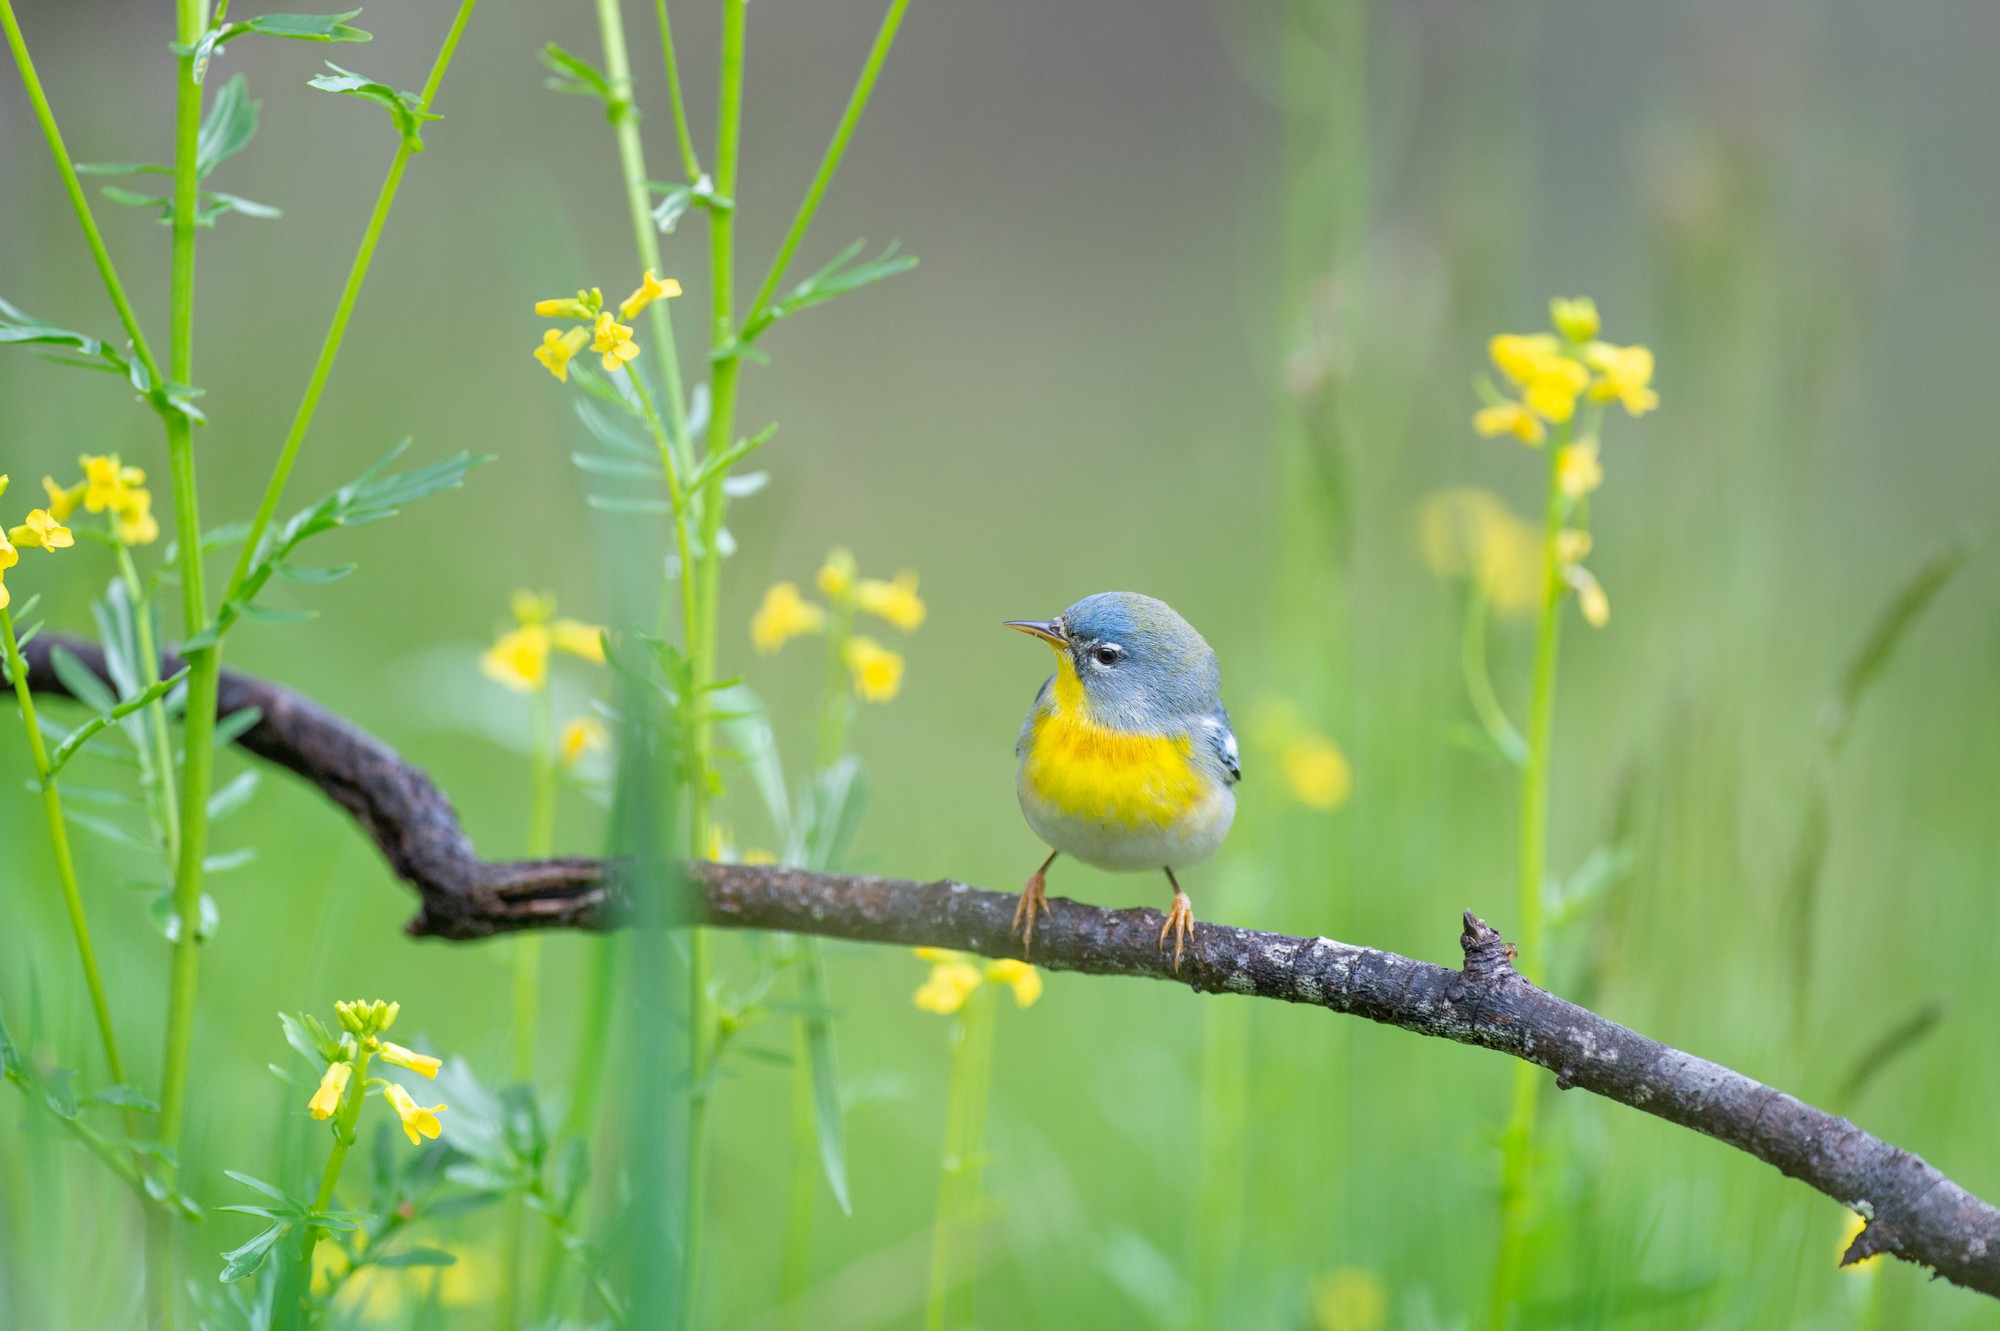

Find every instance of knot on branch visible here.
[1842,1214,1899,1268]
[1459,910,1518,984]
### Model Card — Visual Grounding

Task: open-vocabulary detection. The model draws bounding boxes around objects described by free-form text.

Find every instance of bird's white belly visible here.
[1018,776,1235,871]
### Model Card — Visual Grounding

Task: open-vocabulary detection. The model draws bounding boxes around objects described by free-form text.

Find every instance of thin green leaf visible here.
[741,240,916,344]
[231,10,371,42]
[1821,537,1978,754]
[47,646,118,713]
[309,62,439,149]
[207,770,261,821]
[220,1222,290,1282]
[586,495,675,515]
[799,943,850,1214]
[196,75,261,178]
[84,1084,161,1112]
[272,561,357,585]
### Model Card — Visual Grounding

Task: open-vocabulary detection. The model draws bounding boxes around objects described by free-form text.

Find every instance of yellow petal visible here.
[376,1041,442,1079]
[816,547,856,599]
[551,618,607,662]
[308,1061,352,1119]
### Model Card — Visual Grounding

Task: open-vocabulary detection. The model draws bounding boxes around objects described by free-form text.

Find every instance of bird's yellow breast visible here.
[1021,663,1204,829]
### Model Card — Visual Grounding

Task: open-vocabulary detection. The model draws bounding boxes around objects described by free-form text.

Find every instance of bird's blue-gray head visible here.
[1006,591,1221,730]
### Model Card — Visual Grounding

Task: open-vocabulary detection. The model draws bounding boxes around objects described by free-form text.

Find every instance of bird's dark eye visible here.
[1092,644,1122,667]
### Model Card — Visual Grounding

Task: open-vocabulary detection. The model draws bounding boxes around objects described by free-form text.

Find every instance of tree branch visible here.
[19,633,2000,1296]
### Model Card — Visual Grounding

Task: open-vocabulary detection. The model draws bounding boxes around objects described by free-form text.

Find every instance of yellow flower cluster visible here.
[1556,528,1609,628]
[0,474,67,611]
[306,999,447,1147]
[911,948,1042,1014]
[751,547,926,702]
[480,590,607,693]
[46,454,158,546]
[1473,297,1657,449]
[532,272,681,382]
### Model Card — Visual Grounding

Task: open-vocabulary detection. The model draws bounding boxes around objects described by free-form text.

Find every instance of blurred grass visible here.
[4,0,2000,1327]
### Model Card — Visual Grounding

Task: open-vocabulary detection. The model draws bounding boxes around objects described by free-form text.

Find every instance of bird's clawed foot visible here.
[1012,853,1056,955]
[1159,884,1196,971]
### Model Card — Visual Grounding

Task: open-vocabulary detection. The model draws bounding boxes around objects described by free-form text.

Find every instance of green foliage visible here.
[191,442,489,648]
[0,295,207,421]
[80,76,281,226]
[736,239,916,348]
[309,63,440,150]
[181,9,373,84]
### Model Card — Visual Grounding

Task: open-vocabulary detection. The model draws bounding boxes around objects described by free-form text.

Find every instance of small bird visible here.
[1006,592,1239,967]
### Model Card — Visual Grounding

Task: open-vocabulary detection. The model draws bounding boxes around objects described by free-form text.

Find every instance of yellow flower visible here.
[1566,564,1609,628]
[551,618,606,663]
[1488,332,1562,384]
[534,326,589,383]
[1583,341,1658,416]
[1281,732,1353,810]
[912,951,984,1014]
[481,624,550,692]
[592,313,640,373]
[844,635,904,702]
[984,958,1043,1008]
[41,476,82,521]
[560,716,608,767]
[1308,1266,1388,1331]
[1554,528,1593,566]
[1472,400,1546,447]
[376,1041,441,1079]
[382,1082,447,1146]
[80,454,144,515]
[533,287,600,320]
[1549,296,1600,343]
[816,547,856,599]
[1556,439,1603,499]
[0,531,16,610]
[855,571,926,631]
[1417,489,1541,619]
[1840,1212,1882,1274]
[742,848,776,866]
[1522,355,1589,424]
[308,1060,352,1119]
[619,269,682,320]
[750,581,826,654]
[116,488,159,545]
[8,509,74,551]
[0,475,7,498]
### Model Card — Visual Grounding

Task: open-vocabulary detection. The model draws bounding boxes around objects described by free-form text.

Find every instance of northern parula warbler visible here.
[1006,592,1239,967]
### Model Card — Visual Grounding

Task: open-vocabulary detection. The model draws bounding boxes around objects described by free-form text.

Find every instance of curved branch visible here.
[19,633,2000,1296]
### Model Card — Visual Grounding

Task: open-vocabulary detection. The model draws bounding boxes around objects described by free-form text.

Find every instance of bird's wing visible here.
[1199,707,1240,784]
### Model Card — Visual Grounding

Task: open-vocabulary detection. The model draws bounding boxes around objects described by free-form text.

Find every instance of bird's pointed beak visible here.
[1004,618,1067,648]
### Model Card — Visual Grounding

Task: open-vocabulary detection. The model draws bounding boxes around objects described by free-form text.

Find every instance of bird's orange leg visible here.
[1012,851,1058,955]
[1160,867,1196,971]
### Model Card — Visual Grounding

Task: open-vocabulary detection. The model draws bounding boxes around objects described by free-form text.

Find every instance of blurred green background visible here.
[4,0,1999,1326]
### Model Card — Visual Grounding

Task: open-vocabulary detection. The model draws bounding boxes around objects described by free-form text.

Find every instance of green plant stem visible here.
[1488,421,1571,1330]
[654,0,703,184]
[924,987,995,1331]
[0,607,125,1086]
[625,370,701,653]
[679,7,748,1323]
[156,39,214,1331]
[222,0,480,604]
[594,0,689,443]
[503,682,557,1330]
[118,547,182,865]
[300,1042,374,1306]
[744,0,911,325]
[0,0,164,383]
[1461,584,1527,768]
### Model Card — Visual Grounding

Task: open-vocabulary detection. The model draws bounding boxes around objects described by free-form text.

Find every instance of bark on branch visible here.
[20,634,2000,1297]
